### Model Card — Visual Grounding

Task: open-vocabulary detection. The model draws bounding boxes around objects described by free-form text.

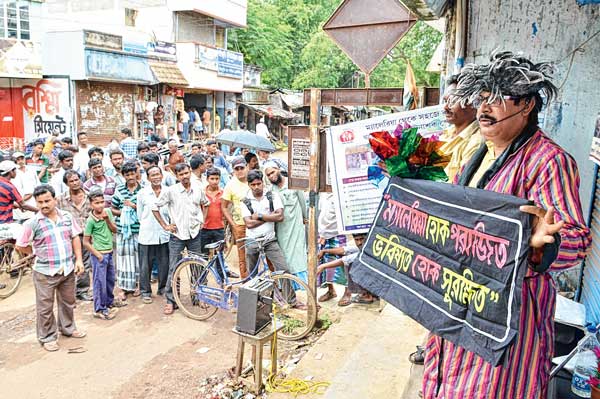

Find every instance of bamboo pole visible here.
[307,88,321,312]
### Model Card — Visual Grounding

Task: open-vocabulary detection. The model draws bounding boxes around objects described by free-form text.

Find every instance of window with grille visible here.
[0,1,30,40]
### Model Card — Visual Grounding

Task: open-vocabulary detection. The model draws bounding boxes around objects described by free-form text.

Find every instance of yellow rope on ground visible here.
[265,302,330,396]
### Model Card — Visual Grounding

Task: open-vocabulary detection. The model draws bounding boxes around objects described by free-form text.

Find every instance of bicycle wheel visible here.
[0,242,22,299]
[271,273,317,340]
[172,259,220,321]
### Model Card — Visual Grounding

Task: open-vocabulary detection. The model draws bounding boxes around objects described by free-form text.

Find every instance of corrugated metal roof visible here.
[149,62,188,86]
[238,101,300,120]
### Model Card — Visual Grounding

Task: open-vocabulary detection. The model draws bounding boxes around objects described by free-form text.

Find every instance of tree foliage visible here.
[228,0,442,89]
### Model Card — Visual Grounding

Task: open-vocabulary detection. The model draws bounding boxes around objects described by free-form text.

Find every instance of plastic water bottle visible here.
[571,325,600,397]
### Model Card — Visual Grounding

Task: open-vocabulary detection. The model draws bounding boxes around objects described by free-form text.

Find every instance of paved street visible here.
[0,273,241,398]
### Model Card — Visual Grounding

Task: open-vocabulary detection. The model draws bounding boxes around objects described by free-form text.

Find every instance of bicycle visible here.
[171,234,317,340]
[0,239,35,299]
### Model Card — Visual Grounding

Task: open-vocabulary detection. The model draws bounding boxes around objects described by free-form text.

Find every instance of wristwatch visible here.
[258,213,263,221]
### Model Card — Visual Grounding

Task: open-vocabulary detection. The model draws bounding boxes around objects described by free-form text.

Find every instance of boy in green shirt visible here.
[83,191,118,320]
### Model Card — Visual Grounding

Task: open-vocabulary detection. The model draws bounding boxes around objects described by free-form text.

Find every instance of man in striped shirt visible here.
[16,185,86,351]
[422,51,591,399]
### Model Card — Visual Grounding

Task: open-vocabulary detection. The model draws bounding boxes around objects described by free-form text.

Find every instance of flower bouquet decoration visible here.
[368,123,451,183]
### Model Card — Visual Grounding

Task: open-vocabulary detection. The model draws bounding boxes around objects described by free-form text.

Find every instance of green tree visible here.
[229,1,442,89]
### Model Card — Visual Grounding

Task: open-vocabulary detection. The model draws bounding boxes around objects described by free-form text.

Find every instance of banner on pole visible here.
[351,177,532,365]
[327,105,448,234]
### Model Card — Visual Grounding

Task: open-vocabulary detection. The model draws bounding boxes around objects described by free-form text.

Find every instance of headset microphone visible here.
[485,109,524,125]
[483,105,529,125]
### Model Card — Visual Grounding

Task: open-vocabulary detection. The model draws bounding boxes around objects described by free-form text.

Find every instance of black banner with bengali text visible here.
[351,177,532,366]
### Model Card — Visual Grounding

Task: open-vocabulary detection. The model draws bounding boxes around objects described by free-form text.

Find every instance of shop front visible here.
[177,42,243,136]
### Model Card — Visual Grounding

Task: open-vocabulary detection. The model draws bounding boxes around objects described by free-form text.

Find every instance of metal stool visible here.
[232,322,283,394]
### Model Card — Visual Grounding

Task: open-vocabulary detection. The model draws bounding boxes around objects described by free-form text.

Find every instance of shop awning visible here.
[149,62,188,86]
[238,101,299,120]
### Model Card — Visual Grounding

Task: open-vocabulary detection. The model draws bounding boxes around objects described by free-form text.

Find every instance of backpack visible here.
[243,191,274,215]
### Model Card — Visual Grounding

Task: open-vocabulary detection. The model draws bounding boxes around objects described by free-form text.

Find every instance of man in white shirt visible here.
[241,170,301,307]
[255,117,271,140]
[50,150,78,197]
[152,163,209,315]
[137,166,170,302]
[12,151,39,222]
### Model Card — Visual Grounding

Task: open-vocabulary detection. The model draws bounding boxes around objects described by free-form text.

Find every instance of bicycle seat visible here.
[205,240,224,250]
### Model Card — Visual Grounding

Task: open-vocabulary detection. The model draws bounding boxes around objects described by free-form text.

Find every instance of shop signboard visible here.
[21,77,72,142]
[217,49,243,79]
[85,50,155,84]
[148,41,177,60]
[0,39,42,78]
[83,30,122,51]
[196,44,218,71]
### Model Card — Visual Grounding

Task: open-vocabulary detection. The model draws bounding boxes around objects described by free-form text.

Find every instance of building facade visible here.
[33,0,246,145]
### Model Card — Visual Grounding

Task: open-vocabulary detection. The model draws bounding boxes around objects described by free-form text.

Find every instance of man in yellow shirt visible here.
[222,157,250,278]
[440,74,482,181]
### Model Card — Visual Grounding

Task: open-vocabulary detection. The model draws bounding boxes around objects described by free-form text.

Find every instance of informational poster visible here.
[288,126,311,190]
[589,112,600,166]
[21,77,72,142]
[351,177,532,366]
[327,105,447,234]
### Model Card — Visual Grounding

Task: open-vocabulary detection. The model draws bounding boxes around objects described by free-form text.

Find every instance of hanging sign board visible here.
[351,177,532,366]
[287,126,332,192]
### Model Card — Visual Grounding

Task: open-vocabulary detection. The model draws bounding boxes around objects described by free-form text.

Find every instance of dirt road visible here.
[0,272,250,399]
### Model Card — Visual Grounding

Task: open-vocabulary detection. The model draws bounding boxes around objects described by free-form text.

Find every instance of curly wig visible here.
[453,51,558,108]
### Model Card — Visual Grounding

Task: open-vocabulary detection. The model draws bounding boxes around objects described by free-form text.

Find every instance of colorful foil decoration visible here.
[368,126,450,182]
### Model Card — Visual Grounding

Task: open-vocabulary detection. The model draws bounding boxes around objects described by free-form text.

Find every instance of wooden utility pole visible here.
[306,88,321,308]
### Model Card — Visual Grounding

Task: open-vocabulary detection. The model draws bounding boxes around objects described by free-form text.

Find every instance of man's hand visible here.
[124,200,135,208]
[165,224,177,233]
[99,209,109,220]
[520,205,564,249]
[75,260,85,275]
[317,249,325,260]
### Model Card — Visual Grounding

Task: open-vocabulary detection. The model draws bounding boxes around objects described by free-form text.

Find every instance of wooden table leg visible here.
[235,336,245,378]
[255,343,264,393]
[271,336,277,376]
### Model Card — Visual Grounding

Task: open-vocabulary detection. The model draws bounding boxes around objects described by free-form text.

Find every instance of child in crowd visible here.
[317,233,376,305]
[83,190,119,320]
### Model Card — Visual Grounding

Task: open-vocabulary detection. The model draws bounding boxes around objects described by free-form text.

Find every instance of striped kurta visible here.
[422,130,592,399]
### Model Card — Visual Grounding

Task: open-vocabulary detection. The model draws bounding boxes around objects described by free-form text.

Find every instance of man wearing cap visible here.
[0,160,38,240]
[264,162,308,280]
[222,157,250,278]
[421,51,591,399]
[12,152,40,223]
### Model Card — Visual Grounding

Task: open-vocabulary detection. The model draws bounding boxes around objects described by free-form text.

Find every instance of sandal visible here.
[409,346,425,365]
[94,311,115,320]
[351,295,375,305]
[142,296,153,304]
[337,296,352,307]
[69,330,87,339]
[42,341,59,352]
[132,289,141,297]
[164,303,174,315]
[111,299,128,308]
[318,290,337,302]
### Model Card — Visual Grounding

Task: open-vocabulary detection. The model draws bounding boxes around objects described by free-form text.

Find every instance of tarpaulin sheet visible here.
[351,177,532,366]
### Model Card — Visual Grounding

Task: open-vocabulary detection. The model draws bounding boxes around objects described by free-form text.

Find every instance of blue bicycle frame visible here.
[192,243,273,312]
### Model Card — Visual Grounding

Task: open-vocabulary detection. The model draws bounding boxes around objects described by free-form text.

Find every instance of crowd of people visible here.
[0,125,359,352]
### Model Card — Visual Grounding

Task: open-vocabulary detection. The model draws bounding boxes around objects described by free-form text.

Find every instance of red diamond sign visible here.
[323,0,417,75]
